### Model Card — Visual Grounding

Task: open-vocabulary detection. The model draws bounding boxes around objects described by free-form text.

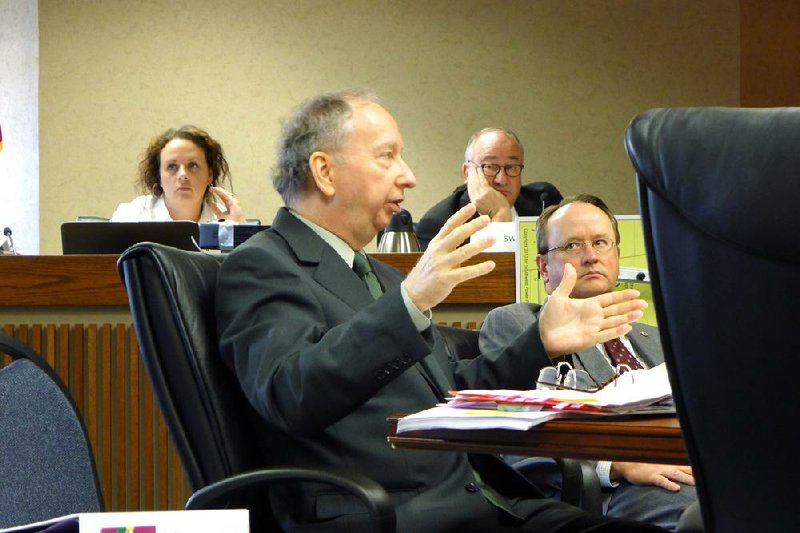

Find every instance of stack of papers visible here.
[398,405,568,432]
[397,364,674,433]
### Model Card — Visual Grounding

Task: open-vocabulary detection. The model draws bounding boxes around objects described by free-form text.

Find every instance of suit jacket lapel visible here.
[272,208,452,398]
[271,208,375,310]
[574,324,664,386]
[628,324,664,368]
[573,347,617,386]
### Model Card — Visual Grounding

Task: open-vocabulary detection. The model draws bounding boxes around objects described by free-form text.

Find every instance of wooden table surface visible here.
[388,414,688,465]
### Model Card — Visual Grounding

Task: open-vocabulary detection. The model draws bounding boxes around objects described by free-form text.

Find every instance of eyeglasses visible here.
[545,238,616,256]
[536,361,634,392]
[469,162,524,178]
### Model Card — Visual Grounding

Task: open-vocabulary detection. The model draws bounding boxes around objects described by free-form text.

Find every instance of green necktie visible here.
[353,252,383,299]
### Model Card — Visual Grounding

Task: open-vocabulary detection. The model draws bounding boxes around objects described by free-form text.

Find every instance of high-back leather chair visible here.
[626,107,800,532]
[118,243,394,532]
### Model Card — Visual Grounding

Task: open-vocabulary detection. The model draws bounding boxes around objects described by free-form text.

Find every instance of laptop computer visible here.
[60,221,200,254]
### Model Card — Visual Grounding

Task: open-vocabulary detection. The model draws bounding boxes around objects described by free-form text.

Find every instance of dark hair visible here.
[272,88,378,205]
[138,125,231,196]
[464,127,524,161]
[536,194,620,254]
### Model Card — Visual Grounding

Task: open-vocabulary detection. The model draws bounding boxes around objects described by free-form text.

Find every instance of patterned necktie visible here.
[604,337,643,370]
[353,252,383,299]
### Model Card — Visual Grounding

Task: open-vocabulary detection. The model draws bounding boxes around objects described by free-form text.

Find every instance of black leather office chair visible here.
[626,107,800,532]
[0,334,104,527]
[117,243,394,532]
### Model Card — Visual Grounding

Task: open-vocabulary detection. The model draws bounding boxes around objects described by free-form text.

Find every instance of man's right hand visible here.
[466,165,512,222]
[404,203,496,312]
[538,263,648,357]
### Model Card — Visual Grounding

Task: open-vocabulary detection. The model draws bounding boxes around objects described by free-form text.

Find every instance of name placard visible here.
[470,222,516,252]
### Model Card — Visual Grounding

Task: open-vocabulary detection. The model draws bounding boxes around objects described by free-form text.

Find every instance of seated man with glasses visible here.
[479,194,697,531]
[415,127,562,250]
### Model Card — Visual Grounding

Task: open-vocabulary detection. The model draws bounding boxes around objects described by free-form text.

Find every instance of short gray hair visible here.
[464,127,524,161]
[272,88,379,205]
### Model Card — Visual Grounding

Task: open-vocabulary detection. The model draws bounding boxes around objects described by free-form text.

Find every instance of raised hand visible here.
[404,203,496,312]
[465,165,512,222]
[538,263,648,357]
[208,185,246,223]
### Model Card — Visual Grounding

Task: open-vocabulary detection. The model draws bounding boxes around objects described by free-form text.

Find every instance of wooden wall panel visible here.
[740,0,800,106]
[0,323,191,512]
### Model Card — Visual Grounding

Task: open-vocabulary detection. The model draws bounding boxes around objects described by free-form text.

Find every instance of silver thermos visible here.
[378,209,420,253]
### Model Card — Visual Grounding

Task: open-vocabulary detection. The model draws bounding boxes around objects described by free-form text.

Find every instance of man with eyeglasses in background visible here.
[415,127,562,250]
[479,194,697,531]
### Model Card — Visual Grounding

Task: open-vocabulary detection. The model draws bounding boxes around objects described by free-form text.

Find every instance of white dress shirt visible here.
[110,194,220,223]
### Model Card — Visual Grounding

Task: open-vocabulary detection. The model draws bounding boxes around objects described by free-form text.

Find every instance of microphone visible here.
[2,227,16,255]
[540,191,551,213]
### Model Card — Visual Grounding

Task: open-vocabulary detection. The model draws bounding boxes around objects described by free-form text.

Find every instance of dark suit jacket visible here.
[416,182,563,250]
[480,302,664,388]
[216,208,561,532]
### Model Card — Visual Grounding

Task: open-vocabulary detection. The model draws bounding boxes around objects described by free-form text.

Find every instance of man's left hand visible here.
[610,462,695,491]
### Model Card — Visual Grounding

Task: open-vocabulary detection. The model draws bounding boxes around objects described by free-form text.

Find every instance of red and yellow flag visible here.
[0,123,3,152]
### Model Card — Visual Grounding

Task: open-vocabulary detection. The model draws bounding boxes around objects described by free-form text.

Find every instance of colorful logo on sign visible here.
[100,527,156,533]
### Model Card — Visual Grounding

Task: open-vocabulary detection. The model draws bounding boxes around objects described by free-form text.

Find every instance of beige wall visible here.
[38,0,739,254]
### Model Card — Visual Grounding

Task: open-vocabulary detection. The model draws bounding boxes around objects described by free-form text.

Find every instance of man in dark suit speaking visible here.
[216,89,662,532]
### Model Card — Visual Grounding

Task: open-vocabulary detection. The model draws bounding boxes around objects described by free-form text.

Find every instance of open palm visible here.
[538,264,647,357]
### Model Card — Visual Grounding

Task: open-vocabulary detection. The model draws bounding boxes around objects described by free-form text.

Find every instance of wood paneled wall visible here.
[0,323,191,512]
[740,0,800,106]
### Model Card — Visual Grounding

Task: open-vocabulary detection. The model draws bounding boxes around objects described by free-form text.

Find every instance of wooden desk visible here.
[0,252,517,307]
[388,415,688,465]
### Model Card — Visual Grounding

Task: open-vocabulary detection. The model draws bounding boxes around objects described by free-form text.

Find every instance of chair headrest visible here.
[626,107,800,264]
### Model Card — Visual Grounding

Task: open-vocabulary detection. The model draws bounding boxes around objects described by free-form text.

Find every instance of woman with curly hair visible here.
[111,125,245,222]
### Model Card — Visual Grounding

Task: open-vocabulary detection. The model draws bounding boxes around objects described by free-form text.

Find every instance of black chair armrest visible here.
[556,458,602,515]
[186,467,395,533]
[437,325,480,361]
